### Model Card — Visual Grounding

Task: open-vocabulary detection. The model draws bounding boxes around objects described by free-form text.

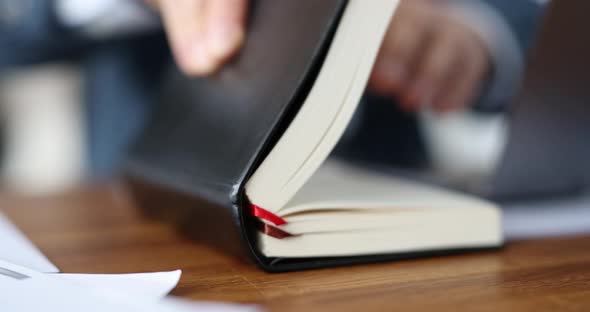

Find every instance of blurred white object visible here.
[55,270,182,300]
[419,109,508,184]
[442,0,524,112]
[0,64,85,194]
[55,0,160,38]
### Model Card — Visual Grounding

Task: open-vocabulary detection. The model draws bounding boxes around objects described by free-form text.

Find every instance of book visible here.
[124,0,503,272]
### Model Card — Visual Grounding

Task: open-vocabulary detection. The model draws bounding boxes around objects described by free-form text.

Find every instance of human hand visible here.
[369,0,491,113]
[149,0,248,76]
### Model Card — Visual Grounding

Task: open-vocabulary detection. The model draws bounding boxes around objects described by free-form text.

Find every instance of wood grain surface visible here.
[2,183,589,311]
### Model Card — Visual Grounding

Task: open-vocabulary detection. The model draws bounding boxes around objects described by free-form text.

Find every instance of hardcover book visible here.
[125,0,502,272]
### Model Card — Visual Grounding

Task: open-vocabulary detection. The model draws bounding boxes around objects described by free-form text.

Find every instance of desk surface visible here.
[2,183,590,311]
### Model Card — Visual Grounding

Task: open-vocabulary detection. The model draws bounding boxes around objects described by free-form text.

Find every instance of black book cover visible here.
[125,0,349,272]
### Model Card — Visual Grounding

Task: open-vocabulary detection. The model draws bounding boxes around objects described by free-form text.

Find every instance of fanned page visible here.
[246,0,400,213]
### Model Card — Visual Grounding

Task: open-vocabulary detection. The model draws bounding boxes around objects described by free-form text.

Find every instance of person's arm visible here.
[0,0,89,67]
[481,0,547,55]
[0,0,160,67]
[441,0,547,112]
[54,0,248,76]
[148,0,248,76]
[368,0,492,113]
[367,0,547,113]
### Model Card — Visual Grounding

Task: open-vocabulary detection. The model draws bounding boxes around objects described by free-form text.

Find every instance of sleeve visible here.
[0,0,89,67]
[440,0,547,113]
[0,0,163,67]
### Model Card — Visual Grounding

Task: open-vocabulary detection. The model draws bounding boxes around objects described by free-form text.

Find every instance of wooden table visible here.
[2,183,590,311]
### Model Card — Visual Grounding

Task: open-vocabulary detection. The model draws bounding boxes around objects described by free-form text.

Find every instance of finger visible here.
[437,44,489,112]
[369,4,432,97]
[157,0,213,75]
[205,0,247,66]
[403,26,459,111]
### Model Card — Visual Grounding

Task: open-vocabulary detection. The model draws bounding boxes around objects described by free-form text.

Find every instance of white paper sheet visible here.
[0,212,59,272]
[0,260,259,312]
[54,270,182,299]
[0,212,181,299]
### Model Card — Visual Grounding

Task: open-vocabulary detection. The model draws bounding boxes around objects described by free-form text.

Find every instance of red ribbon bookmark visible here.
[249,204,287,226]
[254,219,294,239]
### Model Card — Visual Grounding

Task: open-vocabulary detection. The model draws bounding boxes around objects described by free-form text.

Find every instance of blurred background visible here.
[0,0,165,194]
[0,0,551,196]
[0,64,84,193]
[2,0,589,239]
[0,63,509,194]
[3,0,588,244]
